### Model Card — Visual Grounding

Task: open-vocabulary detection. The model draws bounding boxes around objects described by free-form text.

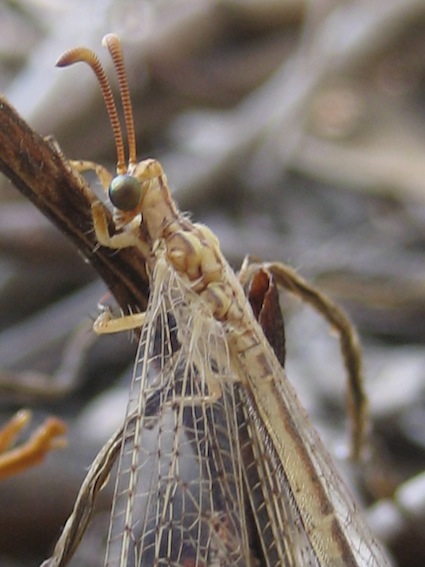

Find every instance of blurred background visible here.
[0,1,425,565]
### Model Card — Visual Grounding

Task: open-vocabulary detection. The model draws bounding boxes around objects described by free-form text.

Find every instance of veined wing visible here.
[229,281,393,567]
[104,251,253,567]
[104,247,344,567]
[237,386,322,567]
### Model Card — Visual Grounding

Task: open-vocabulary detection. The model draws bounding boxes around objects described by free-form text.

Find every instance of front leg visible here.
[91,200,143,250]
[70,159,143,251]
[70,159,112,192]
[70,160,150,332]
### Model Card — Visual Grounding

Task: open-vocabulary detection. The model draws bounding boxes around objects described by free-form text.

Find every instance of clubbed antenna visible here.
[102,34,137,167]
[56,46,126,174]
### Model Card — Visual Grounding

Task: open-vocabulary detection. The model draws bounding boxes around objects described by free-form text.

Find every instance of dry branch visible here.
[0,96,149,314]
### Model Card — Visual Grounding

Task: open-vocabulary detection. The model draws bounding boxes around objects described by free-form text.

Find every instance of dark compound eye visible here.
[108,175,142,211]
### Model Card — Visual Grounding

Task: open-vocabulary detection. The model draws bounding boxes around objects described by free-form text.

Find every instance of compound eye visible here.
[108,175,142,211]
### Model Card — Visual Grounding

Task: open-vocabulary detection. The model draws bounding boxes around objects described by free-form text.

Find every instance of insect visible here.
[49,34,393,567]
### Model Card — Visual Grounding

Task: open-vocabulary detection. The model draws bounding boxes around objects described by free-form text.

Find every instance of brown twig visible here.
[0,95,149,315]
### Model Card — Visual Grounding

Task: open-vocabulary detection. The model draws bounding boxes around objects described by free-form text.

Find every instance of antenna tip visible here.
[102,33,120,49]
[55,47,95,69]
[55,52,72,68]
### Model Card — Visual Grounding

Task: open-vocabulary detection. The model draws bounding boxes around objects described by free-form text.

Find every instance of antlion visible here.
[43,34,393,567]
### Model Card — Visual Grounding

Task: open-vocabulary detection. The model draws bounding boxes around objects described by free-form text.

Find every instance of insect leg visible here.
[239,255,368,461]
[93,308,145,334]
[69,159,112,191]
[91,200,143,250]
[69,159,147,252]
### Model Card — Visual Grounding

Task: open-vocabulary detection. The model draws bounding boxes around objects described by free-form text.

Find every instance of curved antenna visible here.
[56,47,126,174]
[103,34,137,167]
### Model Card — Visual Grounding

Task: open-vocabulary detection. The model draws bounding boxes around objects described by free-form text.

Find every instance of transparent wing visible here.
[104,258,254,567]
[103,253,340,567]
[234,315,394,567]
[236,387,321,567]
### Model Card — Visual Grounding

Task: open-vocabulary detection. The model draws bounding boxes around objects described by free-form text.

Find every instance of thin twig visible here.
[0,96,149,315]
